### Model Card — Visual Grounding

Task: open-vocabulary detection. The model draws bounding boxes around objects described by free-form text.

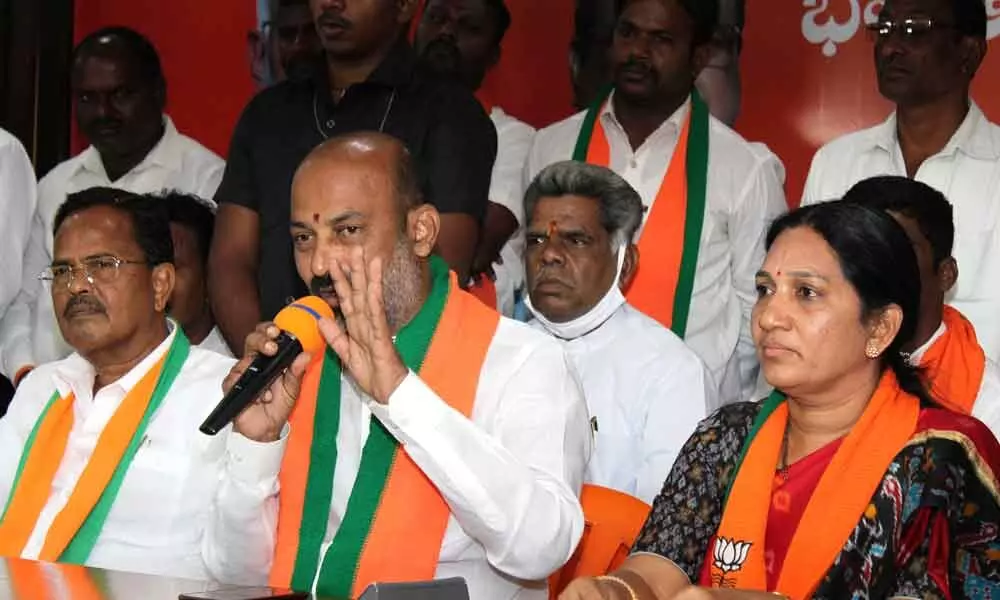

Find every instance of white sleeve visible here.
[635,353,712,505]
[972,358,1000,440]
[0,135,36,319]
[0,208,48,379]
[800,148,827,207]
[490,120,535,226]
[730,152,787,402]
[368,344,591,580]
[194,157,225,206]
[202,428,288,585]
[0,368,53,512]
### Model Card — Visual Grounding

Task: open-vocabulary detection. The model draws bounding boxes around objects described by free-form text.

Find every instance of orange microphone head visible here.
[273,296,335,355]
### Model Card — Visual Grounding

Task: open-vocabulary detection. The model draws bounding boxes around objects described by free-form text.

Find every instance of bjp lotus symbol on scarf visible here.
[712,537,752,586]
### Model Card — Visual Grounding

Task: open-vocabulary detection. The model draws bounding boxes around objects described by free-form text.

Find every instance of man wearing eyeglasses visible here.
[248,0,322,87]
[800,0,1000,360]
[0,187,235,580]
[0,27,224,391]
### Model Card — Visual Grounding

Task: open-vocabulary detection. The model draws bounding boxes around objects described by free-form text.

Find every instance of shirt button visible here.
[629,159,638,169]
[326,119,335,129]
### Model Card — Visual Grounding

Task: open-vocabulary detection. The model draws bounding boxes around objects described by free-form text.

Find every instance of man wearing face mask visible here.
[524,161,712,504]
[0,27,224,388]
[528,0,785,407]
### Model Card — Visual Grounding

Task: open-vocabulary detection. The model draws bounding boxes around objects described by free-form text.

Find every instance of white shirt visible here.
[203,318,592,600]
[802,103,1000,361]
[909,321,1000,437]
[489,108,536,317]
[0,116,225,380]
[0,128,36,321]
[0,322,237,581]
[196,326,234,358]
[526,94,787,407]
[531,304,712,504]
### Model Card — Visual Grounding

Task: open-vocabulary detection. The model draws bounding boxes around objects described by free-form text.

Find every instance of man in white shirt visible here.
[523,161,712,504]
[159,191,232,357]
[0,128,36,414]
[800,0,1000,359]
[0,188,235,580]
[527,0,786,406]
[0,27,224,384]
[843,176,1000,436]
[415,0,535,316]
[0,128,36,321]
[203,132,590,599]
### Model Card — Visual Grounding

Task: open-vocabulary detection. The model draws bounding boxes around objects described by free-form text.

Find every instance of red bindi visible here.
[312,213,320,224]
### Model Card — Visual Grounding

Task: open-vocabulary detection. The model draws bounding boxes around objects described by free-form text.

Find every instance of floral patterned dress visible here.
[633,402,1000,599]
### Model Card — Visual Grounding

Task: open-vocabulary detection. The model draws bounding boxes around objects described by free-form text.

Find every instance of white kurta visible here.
[204,317,593,600]
[0,116,225,379]
[0,323,236,580]
[489,107,535,317]
[801,103,1000,362]
[0,128,36,324]
[531,303,713,504]
[526,94,787,407]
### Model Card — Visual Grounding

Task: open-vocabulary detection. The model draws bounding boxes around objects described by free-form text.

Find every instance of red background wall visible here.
[72,1,1000,203]
[738,2,1000,204]
[73,0,258,158]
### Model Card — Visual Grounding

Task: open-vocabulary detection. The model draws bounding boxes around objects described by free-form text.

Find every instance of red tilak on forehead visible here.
[547,221,557,237]
[312,213,320,224]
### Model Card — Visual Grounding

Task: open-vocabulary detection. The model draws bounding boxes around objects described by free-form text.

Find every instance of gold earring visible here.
[865,341,880,359]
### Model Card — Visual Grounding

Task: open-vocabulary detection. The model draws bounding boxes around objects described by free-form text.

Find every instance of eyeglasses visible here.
[865,17,954,41]
[39,255,149,289]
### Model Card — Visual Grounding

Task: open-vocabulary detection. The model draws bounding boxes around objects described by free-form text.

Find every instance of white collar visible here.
[53,318,178,400]
[76,115,183,181]
[601,91,691,145]
[908,321,947,365]
[873,101,999,162]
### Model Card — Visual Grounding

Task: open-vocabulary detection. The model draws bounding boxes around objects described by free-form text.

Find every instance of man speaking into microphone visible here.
[203,132,592,600]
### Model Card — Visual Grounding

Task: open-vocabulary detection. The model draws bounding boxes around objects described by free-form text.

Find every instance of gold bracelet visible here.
[595,575,639,600]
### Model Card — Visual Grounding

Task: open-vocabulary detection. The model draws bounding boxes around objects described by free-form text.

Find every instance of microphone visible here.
[199,296,334,435]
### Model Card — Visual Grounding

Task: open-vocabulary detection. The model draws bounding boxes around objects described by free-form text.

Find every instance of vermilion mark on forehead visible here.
[312,213,320,224]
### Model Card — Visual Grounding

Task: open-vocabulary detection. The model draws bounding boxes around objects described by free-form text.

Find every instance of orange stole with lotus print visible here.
[708,372,919,599]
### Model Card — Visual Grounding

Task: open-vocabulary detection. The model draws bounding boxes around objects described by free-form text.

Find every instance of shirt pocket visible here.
[107,433,221,546]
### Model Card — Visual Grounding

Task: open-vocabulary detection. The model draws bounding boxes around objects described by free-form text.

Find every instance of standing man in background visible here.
[415,0,535,315]
[0,27,224,389]
[529,0,785,405]
[570,0,745,126]
[801,0,1000,360]
[211,0,496,354]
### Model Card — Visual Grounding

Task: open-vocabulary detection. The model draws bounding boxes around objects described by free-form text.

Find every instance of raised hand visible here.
[318,246,408,405]
[226,321,312,443]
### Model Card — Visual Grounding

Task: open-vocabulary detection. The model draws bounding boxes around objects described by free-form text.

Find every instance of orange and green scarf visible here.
[919,305,986,414]
[0,330,189,565]
[711,371,920,599]
[269,256,500,598]
[572,89,709,338]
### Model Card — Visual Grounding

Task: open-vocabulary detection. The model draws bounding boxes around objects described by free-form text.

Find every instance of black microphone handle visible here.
[199,330,304,435]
